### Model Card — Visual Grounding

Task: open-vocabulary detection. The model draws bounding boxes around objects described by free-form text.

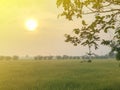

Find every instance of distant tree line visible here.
[34,54,115,60]
[34,55,81,60]
[0,55,19,60]
[0,54,115,61]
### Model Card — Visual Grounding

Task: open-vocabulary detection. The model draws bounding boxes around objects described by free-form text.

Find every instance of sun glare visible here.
[25,19,38,31]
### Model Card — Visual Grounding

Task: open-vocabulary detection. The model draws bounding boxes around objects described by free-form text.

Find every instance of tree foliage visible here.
[57,0,120,60]
[102,39,120,60]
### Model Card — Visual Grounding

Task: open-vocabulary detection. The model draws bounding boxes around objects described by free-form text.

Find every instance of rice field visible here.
[0,59,120,90]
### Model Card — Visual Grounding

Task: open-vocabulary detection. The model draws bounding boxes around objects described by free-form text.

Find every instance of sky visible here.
[0,0,111,56]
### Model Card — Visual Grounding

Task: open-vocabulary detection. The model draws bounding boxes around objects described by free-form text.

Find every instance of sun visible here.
[25,19,38,31]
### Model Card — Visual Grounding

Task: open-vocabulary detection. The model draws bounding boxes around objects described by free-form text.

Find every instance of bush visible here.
[116,52,120,61]
[88,60,92,63]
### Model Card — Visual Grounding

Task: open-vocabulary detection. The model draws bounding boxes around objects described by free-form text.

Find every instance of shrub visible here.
[88,60,92,63]
[116,52,120,61]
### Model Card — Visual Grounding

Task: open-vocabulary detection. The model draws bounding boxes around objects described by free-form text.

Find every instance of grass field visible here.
[0,59,120,90]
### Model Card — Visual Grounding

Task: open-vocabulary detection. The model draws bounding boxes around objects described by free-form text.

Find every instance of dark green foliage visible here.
[88,59,92,63]
[102,39,120,60]
[116,52,120,60]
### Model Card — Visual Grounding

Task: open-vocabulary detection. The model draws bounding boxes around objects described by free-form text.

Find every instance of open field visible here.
[0,59,120,90]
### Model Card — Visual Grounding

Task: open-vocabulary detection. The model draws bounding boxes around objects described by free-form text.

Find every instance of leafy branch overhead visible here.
[65,20,100,50]
[57,0,120,18]
[57,0,120,36]
[57,0,120,60]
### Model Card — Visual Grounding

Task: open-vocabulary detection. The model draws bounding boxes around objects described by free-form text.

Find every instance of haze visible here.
[0,0,110,56]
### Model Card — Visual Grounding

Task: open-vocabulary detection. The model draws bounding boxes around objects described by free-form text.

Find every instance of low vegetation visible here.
[0,59,120,90]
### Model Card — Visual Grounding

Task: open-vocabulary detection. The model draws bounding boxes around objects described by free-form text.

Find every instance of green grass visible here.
[0,60,120,90]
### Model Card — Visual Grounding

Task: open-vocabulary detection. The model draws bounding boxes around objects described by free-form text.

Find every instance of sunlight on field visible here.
[0,60,120,90]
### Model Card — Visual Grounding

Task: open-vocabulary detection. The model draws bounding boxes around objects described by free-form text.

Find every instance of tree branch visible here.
[83,9,120,15]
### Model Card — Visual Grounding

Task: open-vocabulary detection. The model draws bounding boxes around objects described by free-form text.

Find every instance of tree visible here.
[101,39,120,60]
[5,56,12,60]
[56,0,120,60]
[13,55,19,60]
